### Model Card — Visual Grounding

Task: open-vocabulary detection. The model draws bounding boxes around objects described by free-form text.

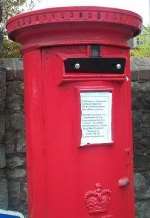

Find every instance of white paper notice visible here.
[80,91,112,146]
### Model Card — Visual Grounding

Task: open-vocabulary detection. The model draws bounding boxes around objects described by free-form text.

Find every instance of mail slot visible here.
[64,58,126,73]
[7,6,142,218]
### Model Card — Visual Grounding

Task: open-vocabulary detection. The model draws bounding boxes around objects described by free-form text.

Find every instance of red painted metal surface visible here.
[7,7,142,218]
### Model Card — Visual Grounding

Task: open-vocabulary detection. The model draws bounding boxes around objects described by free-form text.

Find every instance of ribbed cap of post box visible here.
[6,7,142,51]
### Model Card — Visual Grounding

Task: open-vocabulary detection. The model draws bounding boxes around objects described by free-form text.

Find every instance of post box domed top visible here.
[7,6,142,51]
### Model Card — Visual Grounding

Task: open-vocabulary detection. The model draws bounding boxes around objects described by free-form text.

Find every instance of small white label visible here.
[80,91,112,146]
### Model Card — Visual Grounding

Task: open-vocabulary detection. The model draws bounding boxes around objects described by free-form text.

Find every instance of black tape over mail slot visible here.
[64,58,126,74]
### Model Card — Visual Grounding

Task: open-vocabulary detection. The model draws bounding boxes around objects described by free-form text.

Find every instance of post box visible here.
[7,7,142,218]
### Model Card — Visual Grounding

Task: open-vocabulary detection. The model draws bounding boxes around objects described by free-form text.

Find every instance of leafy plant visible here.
[0,37,21,58]
[0,0,40,58]
[131,26,150,57]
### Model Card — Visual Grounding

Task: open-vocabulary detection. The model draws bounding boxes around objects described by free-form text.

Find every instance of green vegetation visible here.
[131,26,150,57]
[0,37,21,58]
[0,0,40,58]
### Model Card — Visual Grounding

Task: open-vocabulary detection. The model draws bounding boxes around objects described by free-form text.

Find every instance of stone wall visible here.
[0,58,149,217]
[0,59,26,215]
[0,0,3,47]
[132,58,150,218]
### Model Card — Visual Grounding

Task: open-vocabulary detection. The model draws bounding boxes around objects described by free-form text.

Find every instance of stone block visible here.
[7,81,24,97]
[5,130,25,154]
[0,67,6,112]
[16,131,25,153]
[0,115,5,141]
[132,82,150,110]
[135,173,147,199]
[136,201,150,218]
[8,181,21,198]
[131,57,150,73]
[8,112,24,131]
[8,180,27,216]
[0,59,23,81]
[7,168,26,179]
[7,156,25,169]
[6,94,23,113]
[0,145,6,168]
[0,177,8,209]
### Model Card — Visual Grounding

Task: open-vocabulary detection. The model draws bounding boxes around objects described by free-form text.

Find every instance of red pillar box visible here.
[7,7,142,218]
